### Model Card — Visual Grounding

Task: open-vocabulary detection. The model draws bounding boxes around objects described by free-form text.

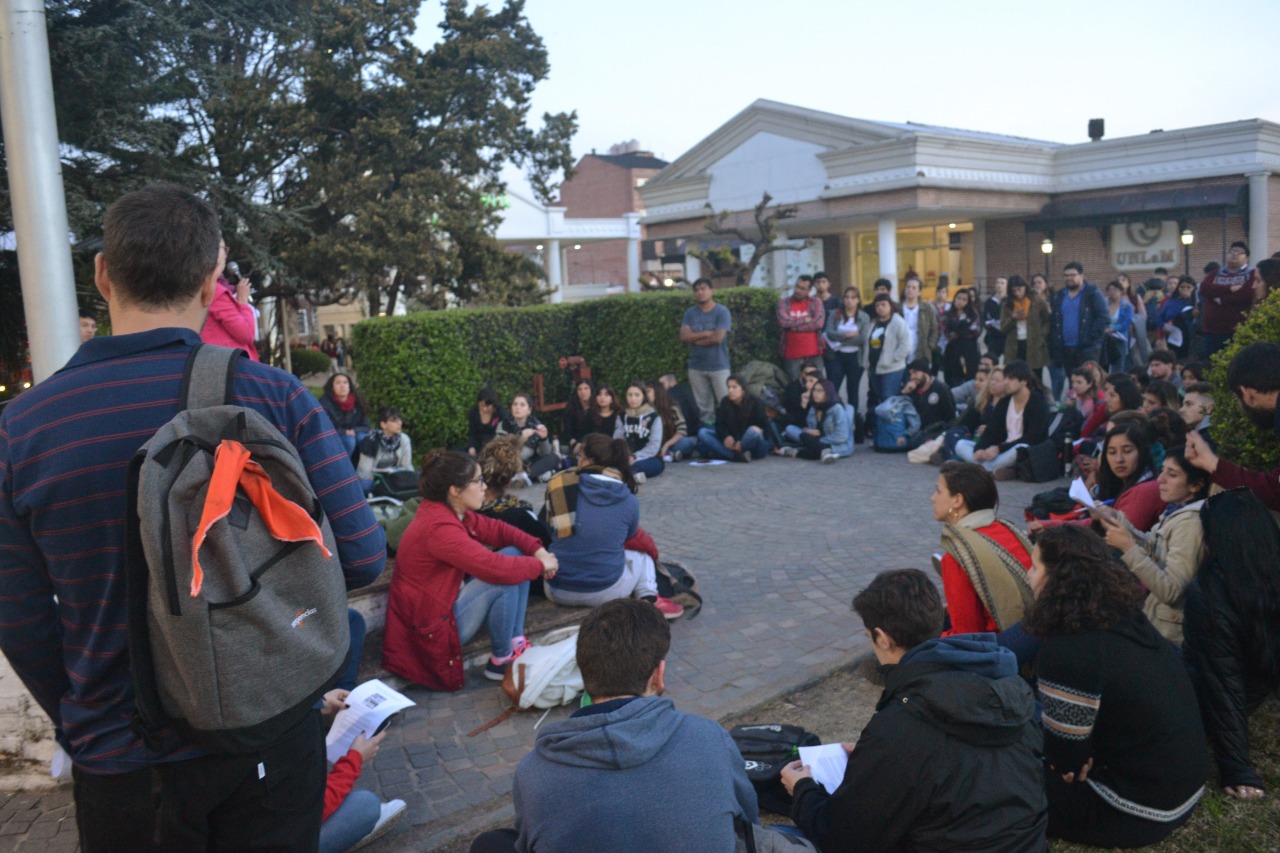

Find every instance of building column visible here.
[769,234,789,289]
[971,220,988,294]
[878,217,898,300]
[623,213,643,293]
[1249,172,1270,260]
[547,239,562,304]
[685,253,701,283]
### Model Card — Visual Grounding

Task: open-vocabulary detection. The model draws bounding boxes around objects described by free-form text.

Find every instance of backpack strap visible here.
[940,519,1036,631]
[179,344,243,411]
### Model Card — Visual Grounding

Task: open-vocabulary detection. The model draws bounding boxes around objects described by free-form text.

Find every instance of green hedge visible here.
[1207,288,1280,472]
[351,288,781,449]
[289,347,331,378]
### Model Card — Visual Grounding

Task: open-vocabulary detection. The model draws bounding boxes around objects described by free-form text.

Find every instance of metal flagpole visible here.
[0,0,78,383]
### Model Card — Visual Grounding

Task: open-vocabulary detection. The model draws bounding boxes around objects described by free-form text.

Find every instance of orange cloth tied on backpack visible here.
[190,439,332,597]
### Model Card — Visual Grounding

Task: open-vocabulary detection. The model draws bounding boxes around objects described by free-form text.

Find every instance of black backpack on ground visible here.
[656,560,702,619]
[730,723,821,815]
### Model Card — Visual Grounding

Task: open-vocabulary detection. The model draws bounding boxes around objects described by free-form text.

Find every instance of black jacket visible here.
[792,636,1047,853]
[668,383,703,436]
[715,396,768,442]
[975,392,1051,453]
[466,405,508,453]
[909,380,955,430]
[1182,575,1279,790]
[1048,282,1109,359]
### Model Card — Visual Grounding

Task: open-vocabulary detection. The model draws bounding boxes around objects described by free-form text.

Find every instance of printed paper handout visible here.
[798,742,850,795]
[325,678,416,763]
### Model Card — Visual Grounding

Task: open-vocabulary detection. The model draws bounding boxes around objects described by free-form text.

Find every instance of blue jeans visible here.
[668,436,697,457]
[453,546,529,658]
[873,368,905,403]
[696,426,771,460]
[320,789,380,853]
[632,456,665,477]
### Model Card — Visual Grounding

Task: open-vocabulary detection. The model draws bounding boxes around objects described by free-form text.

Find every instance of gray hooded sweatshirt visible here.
[513,695,758,852]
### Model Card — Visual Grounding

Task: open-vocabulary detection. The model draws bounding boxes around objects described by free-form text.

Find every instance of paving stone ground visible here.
[1,450,1055,851]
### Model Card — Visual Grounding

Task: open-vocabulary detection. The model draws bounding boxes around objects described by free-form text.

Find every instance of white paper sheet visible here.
[325,679,416,763]
[798,743,849,795]
[688,459,727,466]
[1068,477,1096,508]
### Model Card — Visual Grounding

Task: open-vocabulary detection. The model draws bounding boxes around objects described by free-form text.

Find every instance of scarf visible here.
[542,465,622,540]
[334,393,356,413]
[1012,296,1030,316]
[939,509,1035,631]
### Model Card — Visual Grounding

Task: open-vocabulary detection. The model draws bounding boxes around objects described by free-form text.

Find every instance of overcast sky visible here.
[415,0,1280,186]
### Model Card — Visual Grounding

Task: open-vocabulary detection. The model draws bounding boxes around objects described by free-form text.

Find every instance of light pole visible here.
[1180,227,1194,277]
[1040,236,1054,278]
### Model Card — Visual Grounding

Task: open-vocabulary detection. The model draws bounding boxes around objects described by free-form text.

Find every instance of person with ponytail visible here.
[540,434,683,618]
[953,360,1050,478]
[383,449,559,690]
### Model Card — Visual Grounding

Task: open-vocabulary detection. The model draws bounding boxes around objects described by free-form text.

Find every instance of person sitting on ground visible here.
[478,437,552,548]
[466,387,509,457]
[1145,405,1188,470]
[780,569,1047,852]
[1185,342,1280,512]
[778,379,853,463]
[1179,381,1214,444]
[1064,367,1106,421]
[1142,379,1181,414]
[647,381,694,461]
[560,379,596,454]
[953,367,993,437]
[901,358,955,437]
[319,691,406,853]
[697,375,772,462]
[1182,489,1280,802]
[382,449,559,690]
[497,392,561,483]
[541,435,683,618]
[782,364,822,430]
[470,598,788,853]
[1096,446,1208,645]
[1025,526,1208,848]
[1146,347,1183,391]
[613,381,665,481]
[587,384,620,439]
[1080,372,1142,441]
[950,354,995,411]
[1180,360,1208,385]
[356,406,414,495]
[954,360,1050,478]
[931,461,1034,636]
[320,372,370,457]
[658,372,703,440]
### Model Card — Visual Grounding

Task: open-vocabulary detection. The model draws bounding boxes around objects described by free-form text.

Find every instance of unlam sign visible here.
[1111,221,1180,272]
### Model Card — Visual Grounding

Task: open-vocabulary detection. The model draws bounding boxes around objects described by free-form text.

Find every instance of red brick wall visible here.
[557,156,664,218]
[566,240,629,287]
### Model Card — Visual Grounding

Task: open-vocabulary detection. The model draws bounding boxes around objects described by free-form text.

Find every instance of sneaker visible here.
[778,446,799,458]
[537,469,555,484]
[652,596,685,620]
[485,641,528,681]
[820,449,837,464]
[634,472,646,484]
[351,799,407,851]
[994,466,1017,482]
[670,450,684,462]
[509,636,531,657]
[736,450,751,463]
[662,454,673,462]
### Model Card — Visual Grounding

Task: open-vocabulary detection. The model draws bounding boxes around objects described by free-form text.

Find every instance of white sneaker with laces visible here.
[351,799,407,850]
[634,472,646,484]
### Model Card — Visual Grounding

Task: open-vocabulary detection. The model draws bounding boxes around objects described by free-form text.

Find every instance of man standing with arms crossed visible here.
[0,185,386,852]
[680,277,732,425]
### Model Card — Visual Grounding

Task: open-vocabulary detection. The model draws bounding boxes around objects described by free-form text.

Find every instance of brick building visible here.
[639,100,1280,300]
[558,144,668,291]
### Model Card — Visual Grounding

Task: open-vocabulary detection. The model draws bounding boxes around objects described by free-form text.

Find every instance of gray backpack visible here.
[125,345,350,753]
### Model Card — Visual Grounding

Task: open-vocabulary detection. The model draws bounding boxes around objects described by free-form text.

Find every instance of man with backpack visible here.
[471,599,812,853]
[0,184,386,852]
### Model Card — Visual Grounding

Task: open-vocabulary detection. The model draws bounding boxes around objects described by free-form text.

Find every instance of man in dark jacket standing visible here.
[1048,261,1108,400]
[782,569,1047,852]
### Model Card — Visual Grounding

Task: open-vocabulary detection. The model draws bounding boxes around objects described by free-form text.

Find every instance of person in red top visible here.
[318,690,405,852]
[777,274,826,380]
[382,449,559,690]
[1199,241,1260,358]
[931,461,1033,635]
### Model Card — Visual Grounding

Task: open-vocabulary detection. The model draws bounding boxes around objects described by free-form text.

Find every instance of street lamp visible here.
[1040,236,1054,277]
[1180,227,1194,276]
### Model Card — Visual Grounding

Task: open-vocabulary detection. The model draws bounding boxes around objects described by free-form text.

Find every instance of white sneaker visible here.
[537,469,555,484]
[670,450,684,462]
[351,799,406,850]
[778,446,799,458]
[634,472,646,484]
[820,449,837,464]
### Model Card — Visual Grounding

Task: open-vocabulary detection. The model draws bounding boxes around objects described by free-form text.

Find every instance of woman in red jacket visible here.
[383,450,558,690]
[932,461,1034,635]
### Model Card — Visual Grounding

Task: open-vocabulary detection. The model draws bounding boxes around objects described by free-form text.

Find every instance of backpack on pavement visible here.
[730,723,821,815]
[656,560,703,619]
[468,626,584,736]
[124,345,350,754]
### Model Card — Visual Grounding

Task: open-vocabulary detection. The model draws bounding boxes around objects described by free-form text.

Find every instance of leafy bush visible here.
[289,346,331,378]
[351,288,781,449]
[1208,289,1280,472]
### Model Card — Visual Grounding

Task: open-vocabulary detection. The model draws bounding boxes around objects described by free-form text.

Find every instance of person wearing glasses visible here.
[382,449,559,690]
[1199,241,1260,359]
